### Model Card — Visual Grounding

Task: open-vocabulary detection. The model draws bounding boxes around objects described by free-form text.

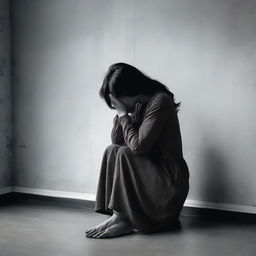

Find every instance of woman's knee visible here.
[104,144,121,154]
[117,146,132,156]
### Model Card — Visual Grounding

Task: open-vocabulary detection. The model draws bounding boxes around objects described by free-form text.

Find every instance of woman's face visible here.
[116,96,138,113]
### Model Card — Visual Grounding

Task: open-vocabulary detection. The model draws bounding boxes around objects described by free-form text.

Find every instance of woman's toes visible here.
[86,232,93,238]
[92,231,101,238]
[86,228,96,236]
[99,228,113,238]
[97,222,133,239]
[88,229,100,237]
[86,228,93,234]
[85,215,133,239]
[86,228,100,238]
[87,230,105,239]
[86,217,114,237]
[93,231,104,239]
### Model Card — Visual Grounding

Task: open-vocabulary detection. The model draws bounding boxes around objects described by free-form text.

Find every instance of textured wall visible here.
[0,0,12,189]
[11,0,256,207]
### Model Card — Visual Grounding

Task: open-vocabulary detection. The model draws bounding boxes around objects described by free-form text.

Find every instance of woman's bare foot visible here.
[86,212,133,239]
[93,219,133,238]
[86,213,119,237]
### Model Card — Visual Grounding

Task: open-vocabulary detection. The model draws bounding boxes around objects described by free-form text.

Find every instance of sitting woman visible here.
[86,63,189,239]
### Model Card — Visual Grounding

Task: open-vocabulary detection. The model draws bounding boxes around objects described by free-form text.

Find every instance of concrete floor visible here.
[0,195,255,256]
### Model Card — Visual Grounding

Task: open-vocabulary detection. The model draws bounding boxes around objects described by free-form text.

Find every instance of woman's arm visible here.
[111,115,126,145]
[111,103,143,145]
[118,93,174,154]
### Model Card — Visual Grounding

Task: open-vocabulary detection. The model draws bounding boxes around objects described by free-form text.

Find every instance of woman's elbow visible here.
[130,142,150,155]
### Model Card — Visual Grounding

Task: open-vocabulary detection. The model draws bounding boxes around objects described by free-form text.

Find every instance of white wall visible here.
[11,0,256,208]
[0,0,12,190]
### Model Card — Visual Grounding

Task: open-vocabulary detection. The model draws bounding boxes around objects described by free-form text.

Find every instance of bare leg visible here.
[86,211,133,239]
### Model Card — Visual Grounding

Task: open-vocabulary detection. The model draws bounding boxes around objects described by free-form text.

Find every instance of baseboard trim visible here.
[184,199,256,214]
[0,186,13,195]
[13,186,96,201]
[1,186,255,215]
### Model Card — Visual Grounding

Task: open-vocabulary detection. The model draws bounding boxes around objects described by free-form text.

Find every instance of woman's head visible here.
[99,63,180,112]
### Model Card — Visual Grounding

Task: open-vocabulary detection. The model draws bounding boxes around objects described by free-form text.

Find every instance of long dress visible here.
[94,92,189,233]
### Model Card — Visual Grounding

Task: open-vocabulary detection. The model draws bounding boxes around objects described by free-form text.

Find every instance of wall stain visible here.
[18,144,27,148]
[0,17,4,32]
[0,58,7,77]
[5,135,15,150]
[3,135,14,184]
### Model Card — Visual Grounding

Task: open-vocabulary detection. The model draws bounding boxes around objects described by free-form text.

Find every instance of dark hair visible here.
[99,63,181,112]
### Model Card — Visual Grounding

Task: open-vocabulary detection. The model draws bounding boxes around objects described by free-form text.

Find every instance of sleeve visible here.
[118,94,173,154]
[111,103,143,145]
[111,115,126,145]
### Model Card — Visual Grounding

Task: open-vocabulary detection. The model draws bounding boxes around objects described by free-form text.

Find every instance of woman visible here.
[86,63,189,239]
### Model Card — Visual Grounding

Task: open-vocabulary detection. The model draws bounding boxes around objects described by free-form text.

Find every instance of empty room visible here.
[0,0,255,255]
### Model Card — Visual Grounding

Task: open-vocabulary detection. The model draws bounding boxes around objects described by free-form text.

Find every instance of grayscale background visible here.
[0,0,256,209]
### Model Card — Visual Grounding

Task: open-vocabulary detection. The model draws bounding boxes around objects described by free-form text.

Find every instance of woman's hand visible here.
[109,94,128,117]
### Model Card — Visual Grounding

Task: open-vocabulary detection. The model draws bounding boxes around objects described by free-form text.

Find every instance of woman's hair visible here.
[99,63,181,112]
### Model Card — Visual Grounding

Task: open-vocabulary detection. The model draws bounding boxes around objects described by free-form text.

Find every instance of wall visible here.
[11,0,256,209]
[0,0,12,192]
